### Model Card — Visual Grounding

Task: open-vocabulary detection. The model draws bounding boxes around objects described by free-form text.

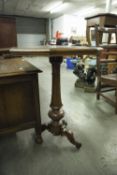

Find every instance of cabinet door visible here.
[0,79,36,129]
[0,17,17,48]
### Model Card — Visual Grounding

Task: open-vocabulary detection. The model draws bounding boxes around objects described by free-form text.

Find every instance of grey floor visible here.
[0,57,117,175]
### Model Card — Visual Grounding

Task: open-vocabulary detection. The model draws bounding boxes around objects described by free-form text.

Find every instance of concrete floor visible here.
[0,57,117,175]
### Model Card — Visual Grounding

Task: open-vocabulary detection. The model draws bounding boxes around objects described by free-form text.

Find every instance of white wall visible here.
[52,15,86,39]
[64,15,86,37]
[52,16,65,38]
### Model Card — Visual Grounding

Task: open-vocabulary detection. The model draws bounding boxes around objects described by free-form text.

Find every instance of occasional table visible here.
[0,46,103,149]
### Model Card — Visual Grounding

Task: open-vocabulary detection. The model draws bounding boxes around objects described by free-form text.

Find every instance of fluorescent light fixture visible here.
[42,1,63,12]
[112,0,117,5]
[74,7,100,17]
[50,2,70,13]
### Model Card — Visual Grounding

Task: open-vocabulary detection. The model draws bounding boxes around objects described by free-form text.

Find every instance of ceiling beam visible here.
[105,0,112,12]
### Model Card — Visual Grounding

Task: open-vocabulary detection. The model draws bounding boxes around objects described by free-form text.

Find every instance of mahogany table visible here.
[0,46,103,149]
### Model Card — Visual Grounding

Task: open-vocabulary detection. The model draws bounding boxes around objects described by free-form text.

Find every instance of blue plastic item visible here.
[66,58,76,69]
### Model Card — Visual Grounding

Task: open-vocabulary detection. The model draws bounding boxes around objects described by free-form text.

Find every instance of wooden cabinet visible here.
[0,58,42,142]
[0,17,17,48]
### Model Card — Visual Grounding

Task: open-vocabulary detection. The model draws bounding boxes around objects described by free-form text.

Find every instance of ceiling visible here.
[0,0,117,19]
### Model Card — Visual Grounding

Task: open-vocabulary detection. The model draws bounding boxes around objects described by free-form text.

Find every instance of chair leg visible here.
[96,78,101,100]
[115,88,117,114]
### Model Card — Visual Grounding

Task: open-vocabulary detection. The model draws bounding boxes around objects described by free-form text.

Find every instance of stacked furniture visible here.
[96,45,117,113]
[85,13,117,46]
[85,13,117,113]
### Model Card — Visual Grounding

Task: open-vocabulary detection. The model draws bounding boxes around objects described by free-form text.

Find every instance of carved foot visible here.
[40,120,82,149]
[61,120,82,149]
[62,130,82,149]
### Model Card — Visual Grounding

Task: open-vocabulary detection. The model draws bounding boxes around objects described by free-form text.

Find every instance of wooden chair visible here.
[96,45,117,113]
[95,24,117,46]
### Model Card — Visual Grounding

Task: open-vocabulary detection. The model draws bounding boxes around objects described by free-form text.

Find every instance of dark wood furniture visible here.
[0,46,103,149]
[85,13,117,46]
[96,45,117,113]
[0,58,42,142]
[0,17,17,48]
[94,24,117,46]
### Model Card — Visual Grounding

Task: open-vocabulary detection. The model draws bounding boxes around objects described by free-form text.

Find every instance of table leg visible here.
[86,26,91,46]
[41,56,81,149]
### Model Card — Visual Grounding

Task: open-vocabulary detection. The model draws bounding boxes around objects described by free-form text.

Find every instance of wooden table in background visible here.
[85,13,117,46]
